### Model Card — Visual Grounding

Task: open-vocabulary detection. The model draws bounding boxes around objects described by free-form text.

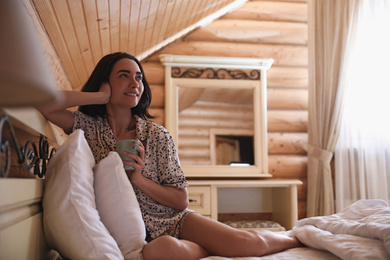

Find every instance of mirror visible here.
[160,55,273,178]
[178,87,254,166]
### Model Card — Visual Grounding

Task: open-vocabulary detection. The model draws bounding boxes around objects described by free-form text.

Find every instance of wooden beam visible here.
[222,1,308,23]
[268,110,308,132]
[268,155,307,177]
[187,20,307,45]
[268,88,308,109]
[268,132,307,154]
[153,41,308,67]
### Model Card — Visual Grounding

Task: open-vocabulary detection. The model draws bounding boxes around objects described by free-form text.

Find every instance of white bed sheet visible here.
[292,199,390,260]
[202,199,390,260]
[201,247,340,260]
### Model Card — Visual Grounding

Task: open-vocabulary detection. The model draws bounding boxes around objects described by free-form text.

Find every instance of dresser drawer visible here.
[187,186,211,216]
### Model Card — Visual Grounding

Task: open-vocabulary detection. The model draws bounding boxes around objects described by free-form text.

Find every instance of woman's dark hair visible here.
[78,52,154,120]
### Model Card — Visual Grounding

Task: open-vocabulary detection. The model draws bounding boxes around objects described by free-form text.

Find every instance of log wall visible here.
[143,0,308,219]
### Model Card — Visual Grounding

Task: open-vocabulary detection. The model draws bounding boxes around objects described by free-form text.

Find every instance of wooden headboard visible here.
[0,108,66,259]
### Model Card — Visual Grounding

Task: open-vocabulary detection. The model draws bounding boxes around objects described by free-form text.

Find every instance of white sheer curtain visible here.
[335,0,390,212]
[307,0,358,217]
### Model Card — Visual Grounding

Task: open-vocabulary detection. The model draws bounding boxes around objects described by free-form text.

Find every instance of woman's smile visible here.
[124,92,139,97]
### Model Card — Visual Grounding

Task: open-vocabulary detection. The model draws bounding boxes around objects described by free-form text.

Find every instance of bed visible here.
[202,199,390,260]
[1,108,390,260]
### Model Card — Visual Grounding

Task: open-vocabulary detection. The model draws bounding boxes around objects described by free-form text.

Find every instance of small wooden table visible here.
[187,179,302,230]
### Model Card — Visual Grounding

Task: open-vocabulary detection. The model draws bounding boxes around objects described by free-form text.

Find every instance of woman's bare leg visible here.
[142,235,209,260]
[181,213,301,257]
[247,229,302,255]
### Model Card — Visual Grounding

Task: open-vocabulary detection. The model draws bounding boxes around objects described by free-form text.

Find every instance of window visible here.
[335,0,390,211]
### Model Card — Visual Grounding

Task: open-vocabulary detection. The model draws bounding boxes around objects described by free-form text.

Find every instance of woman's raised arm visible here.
[38,84,110,133]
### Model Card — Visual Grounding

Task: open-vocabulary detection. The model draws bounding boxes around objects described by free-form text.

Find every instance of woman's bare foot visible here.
[248,230,303,255]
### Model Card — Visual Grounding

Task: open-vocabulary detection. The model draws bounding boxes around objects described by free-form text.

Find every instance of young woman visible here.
[39,52,301,260]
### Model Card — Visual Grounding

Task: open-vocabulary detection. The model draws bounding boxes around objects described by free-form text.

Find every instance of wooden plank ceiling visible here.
[32,0,246,90]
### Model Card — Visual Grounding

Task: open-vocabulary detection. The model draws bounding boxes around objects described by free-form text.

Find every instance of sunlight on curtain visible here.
[335,0,390,212]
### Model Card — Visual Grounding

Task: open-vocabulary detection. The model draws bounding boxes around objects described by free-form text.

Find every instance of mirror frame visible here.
[159,55,274,178]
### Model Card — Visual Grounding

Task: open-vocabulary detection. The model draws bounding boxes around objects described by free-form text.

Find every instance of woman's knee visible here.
[143,236,181,260]
[143,235,207,260]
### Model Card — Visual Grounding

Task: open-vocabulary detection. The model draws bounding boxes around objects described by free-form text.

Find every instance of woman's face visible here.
[108,58,144,109]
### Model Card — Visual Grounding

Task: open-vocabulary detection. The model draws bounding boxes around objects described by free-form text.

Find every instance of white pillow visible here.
[94,152,146,260]
[43,130,124,260]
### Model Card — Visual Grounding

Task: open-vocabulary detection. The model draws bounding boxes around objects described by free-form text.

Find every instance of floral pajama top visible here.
[72,111,190,240]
